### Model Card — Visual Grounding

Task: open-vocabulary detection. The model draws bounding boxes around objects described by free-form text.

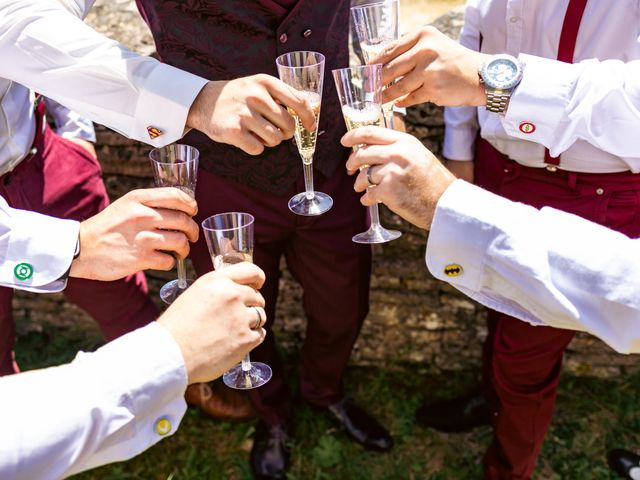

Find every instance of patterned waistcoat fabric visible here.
[136,0,351,195]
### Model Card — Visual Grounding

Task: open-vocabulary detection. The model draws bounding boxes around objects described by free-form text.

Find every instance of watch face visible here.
[482,55,523,90]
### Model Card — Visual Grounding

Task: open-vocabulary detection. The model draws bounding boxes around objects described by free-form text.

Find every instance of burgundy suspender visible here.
[544,0,589,167]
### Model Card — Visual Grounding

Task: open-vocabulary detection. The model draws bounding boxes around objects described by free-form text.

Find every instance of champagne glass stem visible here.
[176,258,188,289]
[303,160,315,200]
[241,354,252,372]
[383,105,395,130]
[368,202,383,228]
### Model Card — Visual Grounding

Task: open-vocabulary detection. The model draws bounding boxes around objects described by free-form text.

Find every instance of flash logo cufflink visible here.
[147,126,163,139]
[444,264,463,277]
[518,122,536,134]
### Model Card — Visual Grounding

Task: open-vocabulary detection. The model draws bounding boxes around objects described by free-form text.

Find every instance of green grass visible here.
[14,322,640,480]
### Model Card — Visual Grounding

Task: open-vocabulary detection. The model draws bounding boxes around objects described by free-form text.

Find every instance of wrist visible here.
[186,81,223,137]
[474,53,491,106]
[69,222,92,279]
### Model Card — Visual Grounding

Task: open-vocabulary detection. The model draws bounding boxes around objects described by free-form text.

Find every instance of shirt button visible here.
[303,28,312,38]
[279,33,288,43]
[596,187,605,195]
[155,417,172,436]
[510,16,520,23]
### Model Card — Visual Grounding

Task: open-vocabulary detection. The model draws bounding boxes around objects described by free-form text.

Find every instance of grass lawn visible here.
[15,322,639,480]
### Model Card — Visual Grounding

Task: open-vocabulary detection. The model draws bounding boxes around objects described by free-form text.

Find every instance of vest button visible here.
[596,187,604,195]
[303,28,312,38]
[279,33,288,43]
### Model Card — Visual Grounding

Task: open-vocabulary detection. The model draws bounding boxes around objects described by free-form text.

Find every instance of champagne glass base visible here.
[352,225,402,244]
[223,362,272,390]
[288,191,333,216]
[159,279,194,305]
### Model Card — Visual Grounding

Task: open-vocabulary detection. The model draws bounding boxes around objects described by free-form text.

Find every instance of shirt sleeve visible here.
[0,322,189,480]
[425,179,640,354]
[503,54,640,169]
[43,96,96,142]
[0,0,209,147]
[442,0,481,162]
[0,196,79,292]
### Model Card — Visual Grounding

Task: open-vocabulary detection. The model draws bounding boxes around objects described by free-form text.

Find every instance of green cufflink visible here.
[14,263,34,281]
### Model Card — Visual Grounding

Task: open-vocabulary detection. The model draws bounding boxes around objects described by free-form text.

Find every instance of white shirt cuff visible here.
[502,54,577,154]
[68,322,188,475]
[134,62,209,147]
[2,211,79,292]
[426,180,497,291]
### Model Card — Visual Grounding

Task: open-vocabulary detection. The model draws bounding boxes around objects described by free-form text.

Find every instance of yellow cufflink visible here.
[155,417,172,436]
[444,264,463,277]
[147,126,163,139]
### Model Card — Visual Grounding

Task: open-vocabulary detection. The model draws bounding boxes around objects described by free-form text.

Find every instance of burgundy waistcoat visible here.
[135,0,351,195]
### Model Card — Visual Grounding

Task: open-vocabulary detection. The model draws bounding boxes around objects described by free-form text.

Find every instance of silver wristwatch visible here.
[479,54,524,115]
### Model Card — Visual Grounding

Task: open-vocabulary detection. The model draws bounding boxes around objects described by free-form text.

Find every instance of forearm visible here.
[1,0,207,146]
[426,180,640,354]
[0,323,188,480]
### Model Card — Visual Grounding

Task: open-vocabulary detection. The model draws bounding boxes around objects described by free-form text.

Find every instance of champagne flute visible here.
[333,64,402,244]
[149,144,199,304]
[351,0,400,130]
[202,212,272,389]
[276,51,333,216]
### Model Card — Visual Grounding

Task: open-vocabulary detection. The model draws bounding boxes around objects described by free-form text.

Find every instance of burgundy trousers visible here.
[189,167,371,426]
[0,123,159,375]
[475,139,640,479]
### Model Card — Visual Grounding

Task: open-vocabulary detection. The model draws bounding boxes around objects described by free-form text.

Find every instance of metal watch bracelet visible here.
[485,90,511,114]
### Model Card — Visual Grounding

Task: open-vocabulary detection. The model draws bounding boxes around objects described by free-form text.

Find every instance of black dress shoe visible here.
[415,389,491,433]
[327,397,394,451]
[250,422,291,480]
[608,449,640,479]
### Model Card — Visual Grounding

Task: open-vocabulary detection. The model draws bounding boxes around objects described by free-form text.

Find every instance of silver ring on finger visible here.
[250,307,263,330]
[366,166,378,187]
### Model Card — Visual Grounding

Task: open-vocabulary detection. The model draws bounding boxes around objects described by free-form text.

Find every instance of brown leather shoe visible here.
[185,382,256,421]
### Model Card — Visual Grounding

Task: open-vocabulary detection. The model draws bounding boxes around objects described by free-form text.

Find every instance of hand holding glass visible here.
[149,144,199,304]
[276,51,333,216]
[333,64,402,244]
[202,212,272,389]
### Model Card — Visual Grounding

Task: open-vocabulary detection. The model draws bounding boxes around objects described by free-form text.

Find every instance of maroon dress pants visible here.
[189,167,371,426]
[475,139,640,479]
[0,123,159,375]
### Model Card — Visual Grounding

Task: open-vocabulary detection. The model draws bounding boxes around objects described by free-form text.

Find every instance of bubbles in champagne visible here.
[360,40,391,64]
[342,102,383,131]
[288,91,321,163]
[213,252,253,270]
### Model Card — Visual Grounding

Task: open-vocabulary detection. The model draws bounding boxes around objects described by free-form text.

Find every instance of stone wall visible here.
[13,2,637,378]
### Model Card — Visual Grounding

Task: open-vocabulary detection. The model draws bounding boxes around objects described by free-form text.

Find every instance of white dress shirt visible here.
[0,322,188,480]
[0,0,208,167]
[444,0,640,173]
[427,180,640,354]
[0,195,79,293]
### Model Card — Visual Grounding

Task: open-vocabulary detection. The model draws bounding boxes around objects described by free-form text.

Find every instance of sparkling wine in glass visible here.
[276,51,333,216]
[149,144,199,304]
[333,64,402,244]
[202,212,272,390]
[351,0,400,129]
